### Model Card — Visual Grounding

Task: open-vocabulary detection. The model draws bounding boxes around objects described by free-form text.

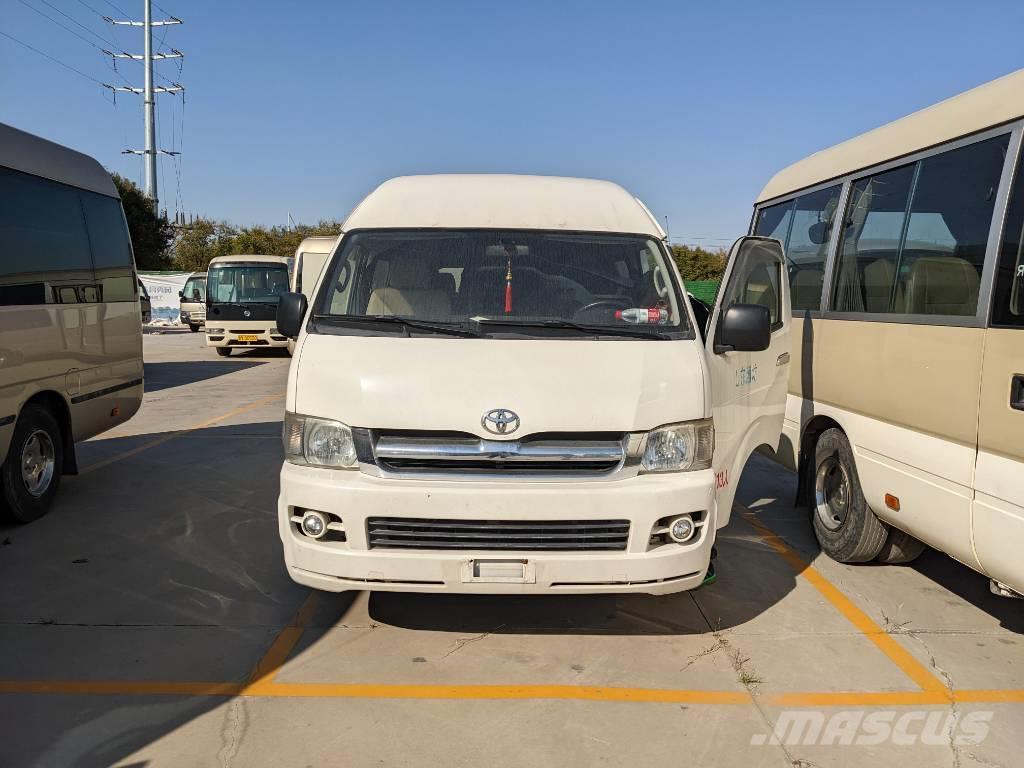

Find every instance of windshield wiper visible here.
[471,318,671,339]
[312,314,481,338]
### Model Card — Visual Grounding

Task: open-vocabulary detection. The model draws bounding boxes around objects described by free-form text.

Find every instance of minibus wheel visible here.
[0,404,63,524]
[216,347,232,357]
[810,428,887,563]
[875,528,927,564]
[189,324,200,333]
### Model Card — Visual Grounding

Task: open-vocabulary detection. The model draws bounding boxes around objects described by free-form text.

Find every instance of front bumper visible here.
[180,311,205,325]
[205,327,288,348]
[278,462,717,595]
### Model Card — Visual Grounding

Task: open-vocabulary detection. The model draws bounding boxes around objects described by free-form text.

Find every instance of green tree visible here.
[171,218,237,272]
[670,245,727,281]
[111,174,174,270]
[171,219,342,272]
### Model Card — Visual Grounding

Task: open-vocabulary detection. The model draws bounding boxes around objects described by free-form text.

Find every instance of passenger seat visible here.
[903,256,980,316]
[366,258,452,320]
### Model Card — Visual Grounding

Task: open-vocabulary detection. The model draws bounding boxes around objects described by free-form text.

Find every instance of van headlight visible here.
[641,419,714,473]
[284,412,358,469]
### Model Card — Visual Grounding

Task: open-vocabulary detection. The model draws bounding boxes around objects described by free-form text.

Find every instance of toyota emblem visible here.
[243,309,251,318]
[482,408,520,436]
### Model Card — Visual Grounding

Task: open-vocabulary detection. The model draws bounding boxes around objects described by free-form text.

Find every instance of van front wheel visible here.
[1,404,64,524]
[216,347,232,357]
[810,428,887,563]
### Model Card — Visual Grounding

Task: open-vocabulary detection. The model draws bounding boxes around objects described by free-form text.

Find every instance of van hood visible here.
[292,335,708,437]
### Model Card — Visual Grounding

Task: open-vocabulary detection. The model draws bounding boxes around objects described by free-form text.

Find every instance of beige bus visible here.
[204,254,293,356]
[0,123,144,523]
[751,69,1024,597]
[288,236,337,355]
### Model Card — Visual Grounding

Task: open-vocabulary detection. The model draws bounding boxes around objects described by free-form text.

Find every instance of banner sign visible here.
[139,272,192,324]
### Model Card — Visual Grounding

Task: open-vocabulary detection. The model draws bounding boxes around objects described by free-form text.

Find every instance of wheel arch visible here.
[20,390,78,475]
[795,414,843,507]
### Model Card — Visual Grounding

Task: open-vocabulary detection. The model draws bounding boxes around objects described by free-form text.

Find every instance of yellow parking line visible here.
[243,592,320,694]
[80,391,285,474]
[741,510,948,695]
[2,678,1021,705]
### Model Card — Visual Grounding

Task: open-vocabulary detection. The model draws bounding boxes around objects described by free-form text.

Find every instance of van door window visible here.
[833,134,1009,317]
[991,142,1024,328]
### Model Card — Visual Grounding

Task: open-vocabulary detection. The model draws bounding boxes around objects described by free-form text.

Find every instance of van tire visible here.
[189,324,200,333]
[875,528,927,564]
[216,347,232,357]
[0,404,64,524]
[810,428,888,563]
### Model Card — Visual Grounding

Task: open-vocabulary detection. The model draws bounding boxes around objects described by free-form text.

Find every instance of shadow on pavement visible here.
[143,359,265,393]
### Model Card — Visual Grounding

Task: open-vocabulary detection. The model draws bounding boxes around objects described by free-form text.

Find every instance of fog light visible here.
[668,516,695,543]
[301,511,328,539]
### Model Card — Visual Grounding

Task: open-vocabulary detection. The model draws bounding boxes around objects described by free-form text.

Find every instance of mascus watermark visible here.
[752,710,993,746]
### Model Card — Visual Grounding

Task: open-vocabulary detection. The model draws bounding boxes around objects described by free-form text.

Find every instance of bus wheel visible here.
[189,324,200,333]
[0,404,64,524]
[810,428,887,563]
[216,347,232,357]
[875,528,927,564]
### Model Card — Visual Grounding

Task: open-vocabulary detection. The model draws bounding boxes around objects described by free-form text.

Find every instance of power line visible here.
[0,29,106,87]
[99,0,130,18]
[31,0,123,52]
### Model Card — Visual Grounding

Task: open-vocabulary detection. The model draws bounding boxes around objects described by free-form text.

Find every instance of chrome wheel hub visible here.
[814,456,851,532]
[20,429,55,498]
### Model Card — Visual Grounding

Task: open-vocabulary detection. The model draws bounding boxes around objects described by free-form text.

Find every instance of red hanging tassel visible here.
[504,260,513,313]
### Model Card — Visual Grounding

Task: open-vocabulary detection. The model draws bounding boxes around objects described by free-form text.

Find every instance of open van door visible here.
[704,236,791,528]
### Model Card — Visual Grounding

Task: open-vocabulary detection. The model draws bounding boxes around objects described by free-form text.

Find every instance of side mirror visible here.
[277,291,308,339]
[715,303,771,354]
[807,221,829,245]
[178,290,184,299]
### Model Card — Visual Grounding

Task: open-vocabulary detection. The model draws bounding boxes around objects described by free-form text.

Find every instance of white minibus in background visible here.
[289,236,338,354]
[0,122,144,523]
[752,69,1024,596]
[274,173,792,595]
[204,254,292,356]
[178,271,207,332]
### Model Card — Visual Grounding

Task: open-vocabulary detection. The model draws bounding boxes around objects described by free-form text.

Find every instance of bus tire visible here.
[0,404,64,524]
[810,428,887,563]
[875,528,927,565]
[216,347,232,357]
[189,324,200,333]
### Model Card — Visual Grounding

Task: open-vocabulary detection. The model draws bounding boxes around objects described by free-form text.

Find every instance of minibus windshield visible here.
[208,263,289,304]
[314,230,690,338]
[182,276,206,302]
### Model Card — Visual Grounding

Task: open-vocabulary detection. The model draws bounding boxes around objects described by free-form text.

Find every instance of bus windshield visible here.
[208,263,289,304]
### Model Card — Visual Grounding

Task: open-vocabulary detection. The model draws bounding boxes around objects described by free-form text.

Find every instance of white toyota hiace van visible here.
[276,175,791,595]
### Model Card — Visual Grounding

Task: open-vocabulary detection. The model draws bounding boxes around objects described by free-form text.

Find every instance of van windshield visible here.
[208,263,289,304]
[314,230,689,338]
[182,277,206,302]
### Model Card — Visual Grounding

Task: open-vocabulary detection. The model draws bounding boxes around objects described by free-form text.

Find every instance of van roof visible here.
[757,68,1024,204]
[208,254,292,265]
[342,174,665,237]
[296,235,338,255]
[0,122,118,198]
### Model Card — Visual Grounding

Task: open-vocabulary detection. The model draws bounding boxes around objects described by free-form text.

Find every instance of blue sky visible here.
[3,0,1023,245]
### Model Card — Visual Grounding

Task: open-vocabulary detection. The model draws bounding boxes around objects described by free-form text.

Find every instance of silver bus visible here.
[0,123,144,523]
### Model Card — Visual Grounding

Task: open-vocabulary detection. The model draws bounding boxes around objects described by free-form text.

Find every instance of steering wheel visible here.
[574,298,631,319]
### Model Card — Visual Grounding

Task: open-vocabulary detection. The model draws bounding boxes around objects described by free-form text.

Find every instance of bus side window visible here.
[754,185,841,312]
[992,146,1024,327]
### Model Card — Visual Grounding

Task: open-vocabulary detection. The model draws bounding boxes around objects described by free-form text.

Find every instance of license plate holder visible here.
[461,559,535,584]
[236,334,259,342]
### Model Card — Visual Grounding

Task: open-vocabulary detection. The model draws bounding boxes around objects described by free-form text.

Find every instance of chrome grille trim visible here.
[364,432,644,481]
[367,517,630,551]
[375,437,625,463]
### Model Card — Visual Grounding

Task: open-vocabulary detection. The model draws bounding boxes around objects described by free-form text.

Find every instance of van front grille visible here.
[371,431,628,477]
[367,517,630,551]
